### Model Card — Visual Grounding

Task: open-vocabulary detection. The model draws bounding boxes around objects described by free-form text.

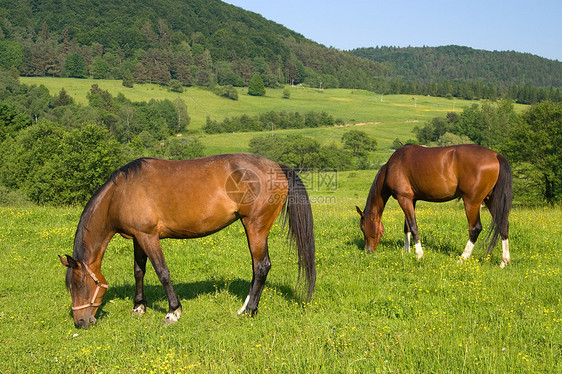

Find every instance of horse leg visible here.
[132,239,148,316]
[135,233,182,324]
[404,220,411,253]
[397,197,423,260]
[403,201,416,253]
[484,199,511,268]
[238,217,272,316]
[459,200,483,262]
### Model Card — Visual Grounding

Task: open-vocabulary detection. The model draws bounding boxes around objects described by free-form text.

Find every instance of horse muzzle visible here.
[76,315,97,329]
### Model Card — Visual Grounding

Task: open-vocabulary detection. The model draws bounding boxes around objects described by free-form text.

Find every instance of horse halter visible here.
[72,263,108,311]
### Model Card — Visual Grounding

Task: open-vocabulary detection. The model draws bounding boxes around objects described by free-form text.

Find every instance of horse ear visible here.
[355,206,364,217]
[59,254,80,269]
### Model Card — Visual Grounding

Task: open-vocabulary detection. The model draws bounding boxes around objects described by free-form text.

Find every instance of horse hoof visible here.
[500,260,510,269]
[132,304,146,316]
[163,307,182,325]
[237,308,257,317]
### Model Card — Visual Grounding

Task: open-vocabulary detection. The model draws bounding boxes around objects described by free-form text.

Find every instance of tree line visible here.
[203,111,342,134]
[409,100,562,204]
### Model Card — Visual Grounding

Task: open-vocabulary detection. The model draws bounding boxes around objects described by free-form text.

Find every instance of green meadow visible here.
[20,77,491,159]
[2,78,559,372]
[0,172,560,373]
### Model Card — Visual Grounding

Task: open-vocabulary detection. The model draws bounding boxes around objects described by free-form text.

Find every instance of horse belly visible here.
[114,189,238,239]
[410,173,459,202]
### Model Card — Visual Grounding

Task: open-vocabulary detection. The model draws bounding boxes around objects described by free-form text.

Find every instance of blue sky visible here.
[223,0,562,61]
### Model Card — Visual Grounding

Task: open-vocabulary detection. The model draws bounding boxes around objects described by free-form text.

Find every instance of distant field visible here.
[20,77,523,162]
[20,77,468,129]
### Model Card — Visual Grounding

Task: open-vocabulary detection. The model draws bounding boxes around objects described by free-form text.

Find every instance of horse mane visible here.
[71,158,150,263]
[365,163,388,212]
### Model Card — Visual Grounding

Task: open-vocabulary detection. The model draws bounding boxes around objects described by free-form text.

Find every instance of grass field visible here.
[6,78,558,372]
[20,77,521,162]
[0,170,560,373]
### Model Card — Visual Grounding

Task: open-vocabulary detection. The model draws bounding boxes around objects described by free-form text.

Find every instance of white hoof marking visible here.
[461,240,475,260]
[404,232,411,253]
[501,239,510,268]
[237,295,250,315]
[415,241,424,260]
[132,305,146,316]
[163,307,182,325]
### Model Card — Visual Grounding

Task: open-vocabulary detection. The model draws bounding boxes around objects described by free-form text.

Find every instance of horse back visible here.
[385,144,500,202]
[106,154,288,239]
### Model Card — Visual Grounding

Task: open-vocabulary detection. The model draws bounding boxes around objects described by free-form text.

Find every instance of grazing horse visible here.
[356,144,512,267]
[60,153,316,329]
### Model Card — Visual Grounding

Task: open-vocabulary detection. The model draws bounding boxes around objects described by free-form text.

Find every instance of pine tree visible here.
[248,73,265,96]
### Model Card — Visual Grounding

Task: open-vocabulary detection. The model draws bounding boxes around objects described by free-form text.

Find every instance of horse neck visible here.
[73,184,116,268]
[365,165,389,220]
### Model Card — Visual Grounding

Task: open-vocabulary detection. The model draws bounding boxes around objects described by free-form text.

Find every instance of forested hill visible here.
[352,45,562,88]
[0,0,382,89]
[0,1,560,102]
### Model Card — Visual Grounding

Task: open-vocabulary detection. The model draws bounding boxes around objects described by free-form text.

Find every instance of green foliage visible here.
[64,54,88,78]
[0,73,202,205]
[454,100,518,147]
[415,101,517,148]
[248,73,266,96]
[52,88,74,107]
[168,79,184,93]
[159,137,205,160]
[0,102,32,142]
[122,70,134,88]
[0,2,560,101]
[503,101,562,204]
[0,40,23,71]
[414,117,453,144]
[249,135,352,171]
[204,110,338,134]
[0,122,125,205]
[91,56,110,79]
[341,129,377,157]
[212,84,239,100]
[353,45,562,103]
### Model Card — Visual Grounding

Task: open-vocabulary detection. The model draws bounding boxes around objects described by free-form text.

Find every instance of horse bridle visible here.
[72,263,108,311]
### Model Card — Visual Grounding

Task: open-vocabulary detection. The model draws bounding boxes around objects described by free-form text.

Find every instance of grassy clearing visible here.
[20,77,530,164]
[19,77,493,165]
[20,77,468,130]
[0,171,560,373]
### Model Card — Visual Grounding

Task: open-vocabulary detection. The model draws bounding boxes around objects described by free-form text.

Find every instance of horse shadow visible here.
[347,234,460,257]
[98,277,296,316]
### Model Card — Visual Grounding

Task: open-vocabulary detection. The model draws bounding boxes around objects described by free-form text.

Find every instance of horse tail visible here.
[487,154,513,254]
[279,165,316,303]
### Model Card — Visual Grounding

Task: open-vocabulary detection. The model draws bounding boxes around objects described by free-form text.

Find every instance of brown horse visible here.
[356,144,512,267]
[59,153,316,329]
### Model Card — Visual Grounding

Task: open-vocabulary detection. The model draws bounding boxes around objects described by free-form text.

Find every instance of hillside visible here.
[352,45,562,88]
[0,1,560,103]
[0,0,382,89]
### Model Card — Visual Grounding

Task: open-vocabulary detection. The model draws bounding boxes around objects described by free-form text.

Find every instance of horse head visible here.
[59,255,108,329]
[356,206,384,253]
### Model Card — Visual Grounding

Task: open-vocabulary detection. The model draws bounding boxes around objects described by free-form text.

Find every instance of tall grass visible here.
[0,170,559,373]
